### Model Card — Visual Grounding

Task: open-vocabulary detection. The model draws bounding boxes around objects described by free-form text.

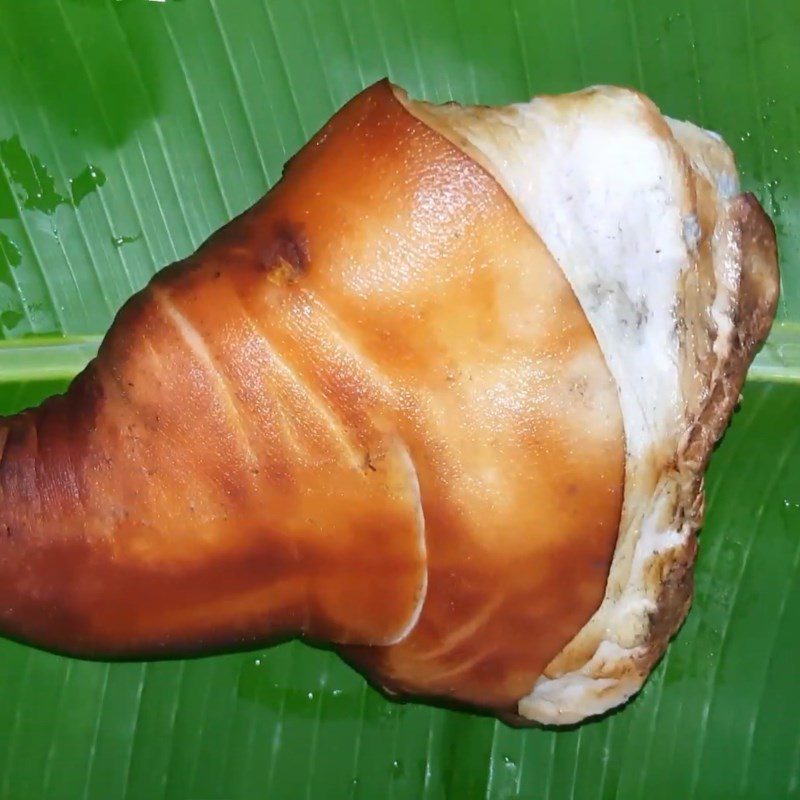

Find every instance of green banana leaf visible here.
[0,0,797,797]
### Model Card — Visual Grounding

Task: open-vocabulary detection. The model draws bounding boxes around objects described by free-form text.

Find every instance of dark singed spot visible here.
[260,221,310,286]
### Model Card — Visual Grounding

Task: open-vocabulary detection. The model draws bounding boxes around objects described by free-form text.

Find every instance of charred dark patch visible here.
[260,221,310,286]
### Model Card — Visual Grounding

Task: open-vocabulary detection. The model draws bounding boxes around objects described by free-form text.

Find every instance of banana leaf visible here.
[0,1,797,797]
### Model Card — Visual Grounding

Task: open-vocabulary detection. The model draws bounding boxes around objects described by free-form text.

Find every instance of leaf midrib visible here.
[0,335,102,382]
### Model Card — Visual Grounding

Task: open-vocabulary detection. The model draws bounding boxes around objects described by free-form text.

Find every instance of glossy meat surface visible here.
[0,81,624,714]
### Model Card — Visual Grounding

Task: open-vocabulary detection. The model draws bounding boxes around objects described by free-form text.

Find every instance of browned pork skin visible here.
[0,80,777,724]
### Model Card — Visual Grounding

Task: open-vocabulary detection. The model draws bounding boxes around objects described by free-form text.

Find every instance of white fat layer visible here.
[404,86,740,723]
[519,675,623,726]
[414,88,692,465]
[667,117,742,365]
[666,117,740,201]
[519,641,641,725]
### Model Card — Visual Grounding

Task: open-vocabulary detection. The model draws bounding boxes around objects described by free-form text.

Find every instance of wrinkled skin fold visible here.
[0,80,777,724]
